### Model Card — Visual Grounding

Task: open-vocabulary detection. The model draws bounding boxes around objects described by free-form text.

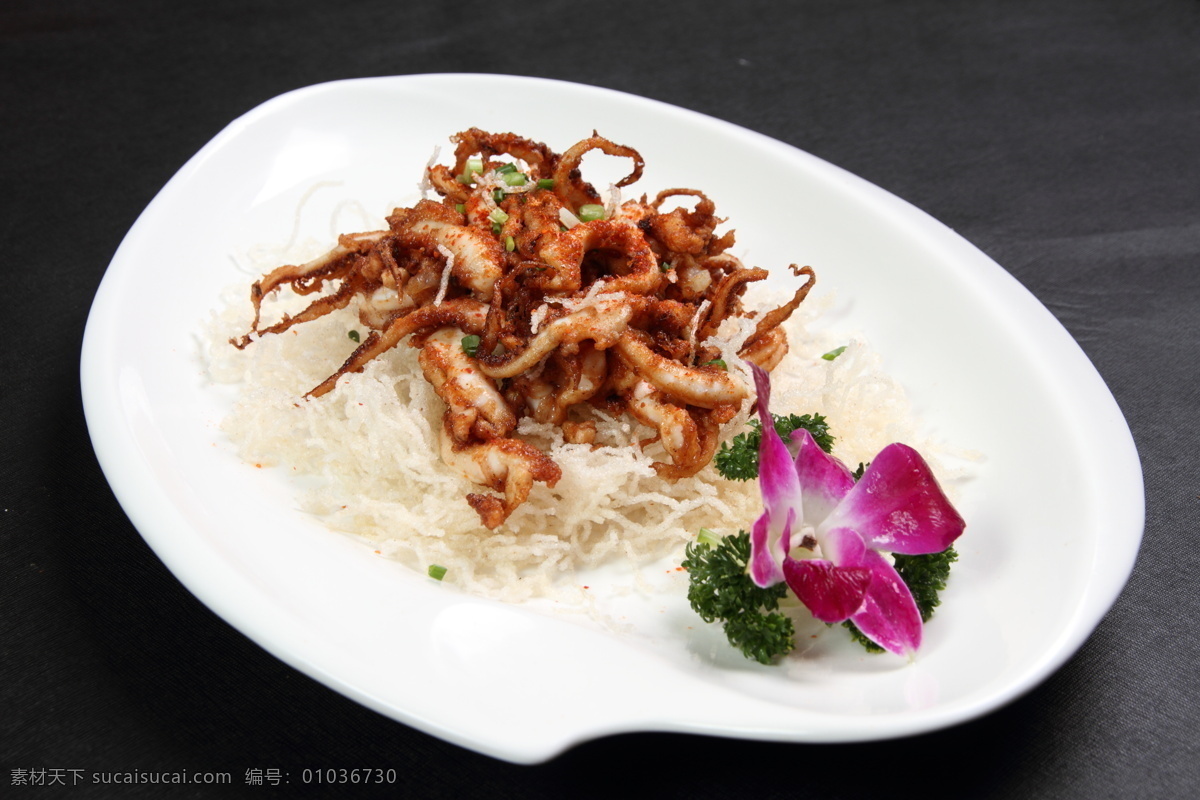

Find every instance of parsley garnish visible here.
[713,413,834,481]
[683,531,795,664]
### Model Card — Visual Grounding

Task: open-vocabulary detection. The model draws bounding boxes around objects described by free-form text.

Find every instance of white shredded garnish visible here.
[472,173,503,219]
[604,183,622,219]
[418,145,441,199]
[530,284,627,334]
[329,201,375,240]
[244,181,343,267]
[559,207,582,229]
[575,279,608,304]
[685,299,711,363]
[559,280,617,312]
[529,302,551,335]
[530,280,631,335]
[474,168,541,208]
[433,244,454,306]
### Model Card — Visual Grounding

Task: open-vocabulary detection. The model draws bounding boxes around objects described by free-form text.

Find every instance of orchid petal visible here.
[750,365,805,521]
[748,506,796,587]
[822,443,965,555]
[821,526,922,655]
[790,427,855,526]
[848,549,924,656]
[747,365,803,586]
[821,525,869,565]
[783,557,872,623]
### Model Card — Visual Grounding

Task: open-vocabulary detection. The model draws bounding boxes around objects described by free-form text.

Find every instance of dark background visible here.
[3,1,1198,797]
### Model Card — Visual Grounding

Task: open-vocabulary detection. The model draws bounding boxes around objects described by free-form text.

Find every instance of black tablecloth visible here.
[4,1,1197,797]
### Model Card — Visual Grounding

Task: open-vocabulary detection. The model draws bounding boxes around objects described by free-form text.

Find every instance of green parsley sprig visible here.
[713,413,835,481]
[682,530,795,664]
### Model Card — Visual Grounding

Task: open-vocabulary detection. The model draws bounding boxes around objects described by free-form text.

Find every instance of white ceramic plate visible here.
[81,74,1143,764]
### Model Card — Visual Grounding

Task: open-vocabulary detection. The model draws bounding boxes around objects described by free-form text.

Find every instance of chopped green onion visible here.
[493,188,505,204]
[502,171,527,187]
[821,345,848,361]
[461,334,481,357]
[504,235,516,252]
[456,158,484,183]
[455,203,465,214]
[427,564,448,581]
[348,330,360,343]
[489,208,508,235]
[660,261,673,272]
[697,528,721,548]
[494,163,518,174]
[705,358,728,370]
[536,178,555,189]
[578,204,605,221]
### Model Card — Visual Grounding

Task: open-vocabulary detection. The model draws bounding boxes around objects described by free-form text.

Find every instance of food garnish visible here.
[713,411,834,482]
[843,547,958,652]
[682,530,795,664]
[686,365,965,659]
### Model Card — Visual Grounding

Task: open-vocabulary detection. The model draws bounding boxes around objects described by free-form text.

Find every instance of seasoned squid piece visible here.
[625,381,703,476]
[646,189,722,255]
[419,326,516,442]
[510,190,571,257]
[652,409,721,481]
[306,298,488,398]
[476,299,633,379]
[508,345,608,425]
[738,265,816,357]
[406,219,504,301]
[450,128,557,181]
[437,419,562,530]
[739,327,789,371]
[231,230,390,347]
[552,133,644,212]
[607,359,721,479]
[534,219,662,296]
[425,128,558,205]
[696,267,768,341]
[613,331,749,409]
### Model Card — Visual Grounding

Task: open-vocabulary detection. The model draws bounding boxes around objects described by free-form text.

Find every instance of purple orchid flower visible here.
[748,364,965,656]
